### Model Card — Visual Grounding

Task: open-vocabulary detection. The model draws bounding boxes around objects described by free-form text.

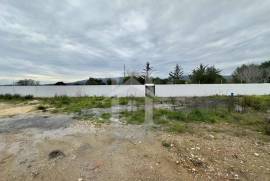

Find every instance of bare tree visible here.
[262,67,270,83]
[232,64,263,83]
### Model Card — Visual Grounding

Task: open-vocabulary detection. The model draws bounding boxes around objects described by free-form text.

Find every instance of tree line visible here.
[14,60,270,85]
[121,60,270,85]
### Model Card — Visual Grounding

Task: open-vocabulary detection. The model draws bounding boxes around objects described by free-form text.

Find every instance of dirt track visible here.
[0,105,270,181]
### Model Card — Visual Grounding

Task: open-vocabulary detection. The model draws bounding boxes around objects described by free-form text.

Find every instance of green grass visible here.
[187,109,218,123]
[101,113,111,120]
[240,96,270,111]
[154,109,221,124]
[1,94,269,135]
[41,96,112,113]
[40,96,145,113]
[167,121,186,133]
[0,94,33,103]
[153,108,269,135]
[154,109,185,122]
[120,110,145,124]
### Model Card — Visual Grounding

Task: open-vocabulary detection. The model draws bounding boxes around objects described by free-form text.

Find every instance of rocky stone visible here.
[48,150,65,160]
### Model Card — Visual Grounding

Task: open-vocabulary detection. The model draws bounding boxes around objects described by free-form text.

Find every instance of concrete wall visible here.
[0,85,145,97]
[0,84,269,97]
[155,84,270,97]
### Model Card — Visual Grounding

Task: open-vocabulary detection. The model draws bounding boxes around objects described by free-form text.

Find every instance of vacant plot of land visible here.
[0,95,269,180]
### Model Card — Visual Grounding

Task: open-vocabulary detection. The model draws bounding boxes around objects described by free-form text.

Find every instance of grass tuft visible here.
[120,110,145,124]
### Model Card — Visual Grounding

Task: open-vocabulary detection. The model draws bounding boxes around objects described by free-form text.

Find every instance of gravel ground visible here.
[0,104,269,181]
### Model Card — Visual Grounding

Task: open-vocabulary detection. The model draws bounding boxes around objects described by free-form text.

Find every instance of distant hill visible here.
[67,77,124,85]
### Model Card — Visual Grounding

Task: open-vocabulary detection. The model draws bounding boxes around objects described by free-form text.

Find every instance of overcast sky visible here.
[0,0,270,84]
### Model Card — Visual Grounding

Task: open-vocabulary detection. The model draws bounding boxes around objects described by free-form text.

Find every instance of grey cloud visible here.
[0,0,270,83]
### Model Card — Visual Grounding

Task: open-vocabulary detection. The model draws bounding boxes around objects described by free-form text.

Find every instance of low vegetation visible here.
[41,96,112,113]
[40,96,145,113]
[0,94,269,136]
[74,112,112,124]
[153,108,269,134]
[240,96,270,111]
[120,110,145,124]
[0,94,33,103]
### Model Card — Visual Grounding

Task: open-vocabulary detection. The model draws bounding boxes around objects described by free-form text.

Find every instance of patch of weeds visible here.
[187,109,217,123]
[0,94,34,103]
[41,96,112,113]
[75,112,111,124]
[118,97,129,105]
[41,96,147,114]
[241,96,270,111]
[100,113,111,120]
[187,109,204,122]
[161,140,171,148]
[74,114,95,121]
[120,110,145,124]
[154,118,169,125]
[229,111,269,134]
[96,118,110,124]
[154,109,186,123]
[167,121,186,133]
[50,109,59,114]
[37,105,47,111]
[135,97,145,106]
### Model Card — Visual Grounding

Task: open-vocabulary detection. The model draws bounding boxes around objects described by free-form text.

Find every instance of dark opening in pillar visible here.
[145,84,155,97]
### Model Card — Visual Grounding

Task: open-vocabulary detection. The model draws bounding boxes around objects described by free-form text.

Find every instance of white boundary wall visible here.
[0,85,145,97]
[0,84,269,97]
[155,84,270,97]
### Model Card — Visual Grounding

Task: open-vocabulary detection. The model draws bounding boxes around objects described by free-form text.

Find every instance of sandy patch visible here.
[0,105,35,117]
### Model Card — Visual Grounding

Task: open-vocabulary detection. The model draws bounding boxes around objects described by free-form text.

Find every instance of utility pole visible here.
[144,62,152,84]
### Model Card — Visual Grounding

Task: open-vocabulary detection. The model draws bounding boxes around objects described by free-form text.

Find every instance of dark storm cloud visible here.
[0,0,270,83]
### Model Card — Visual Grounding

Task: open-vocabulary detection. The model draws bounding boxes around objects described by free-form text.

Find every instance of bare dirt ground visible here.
[0,103,35,117]
[0,103,270,181]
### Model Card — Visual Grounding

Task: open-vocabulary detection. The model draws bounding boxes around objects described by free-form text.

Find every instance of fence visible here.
[0,84,269,97]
